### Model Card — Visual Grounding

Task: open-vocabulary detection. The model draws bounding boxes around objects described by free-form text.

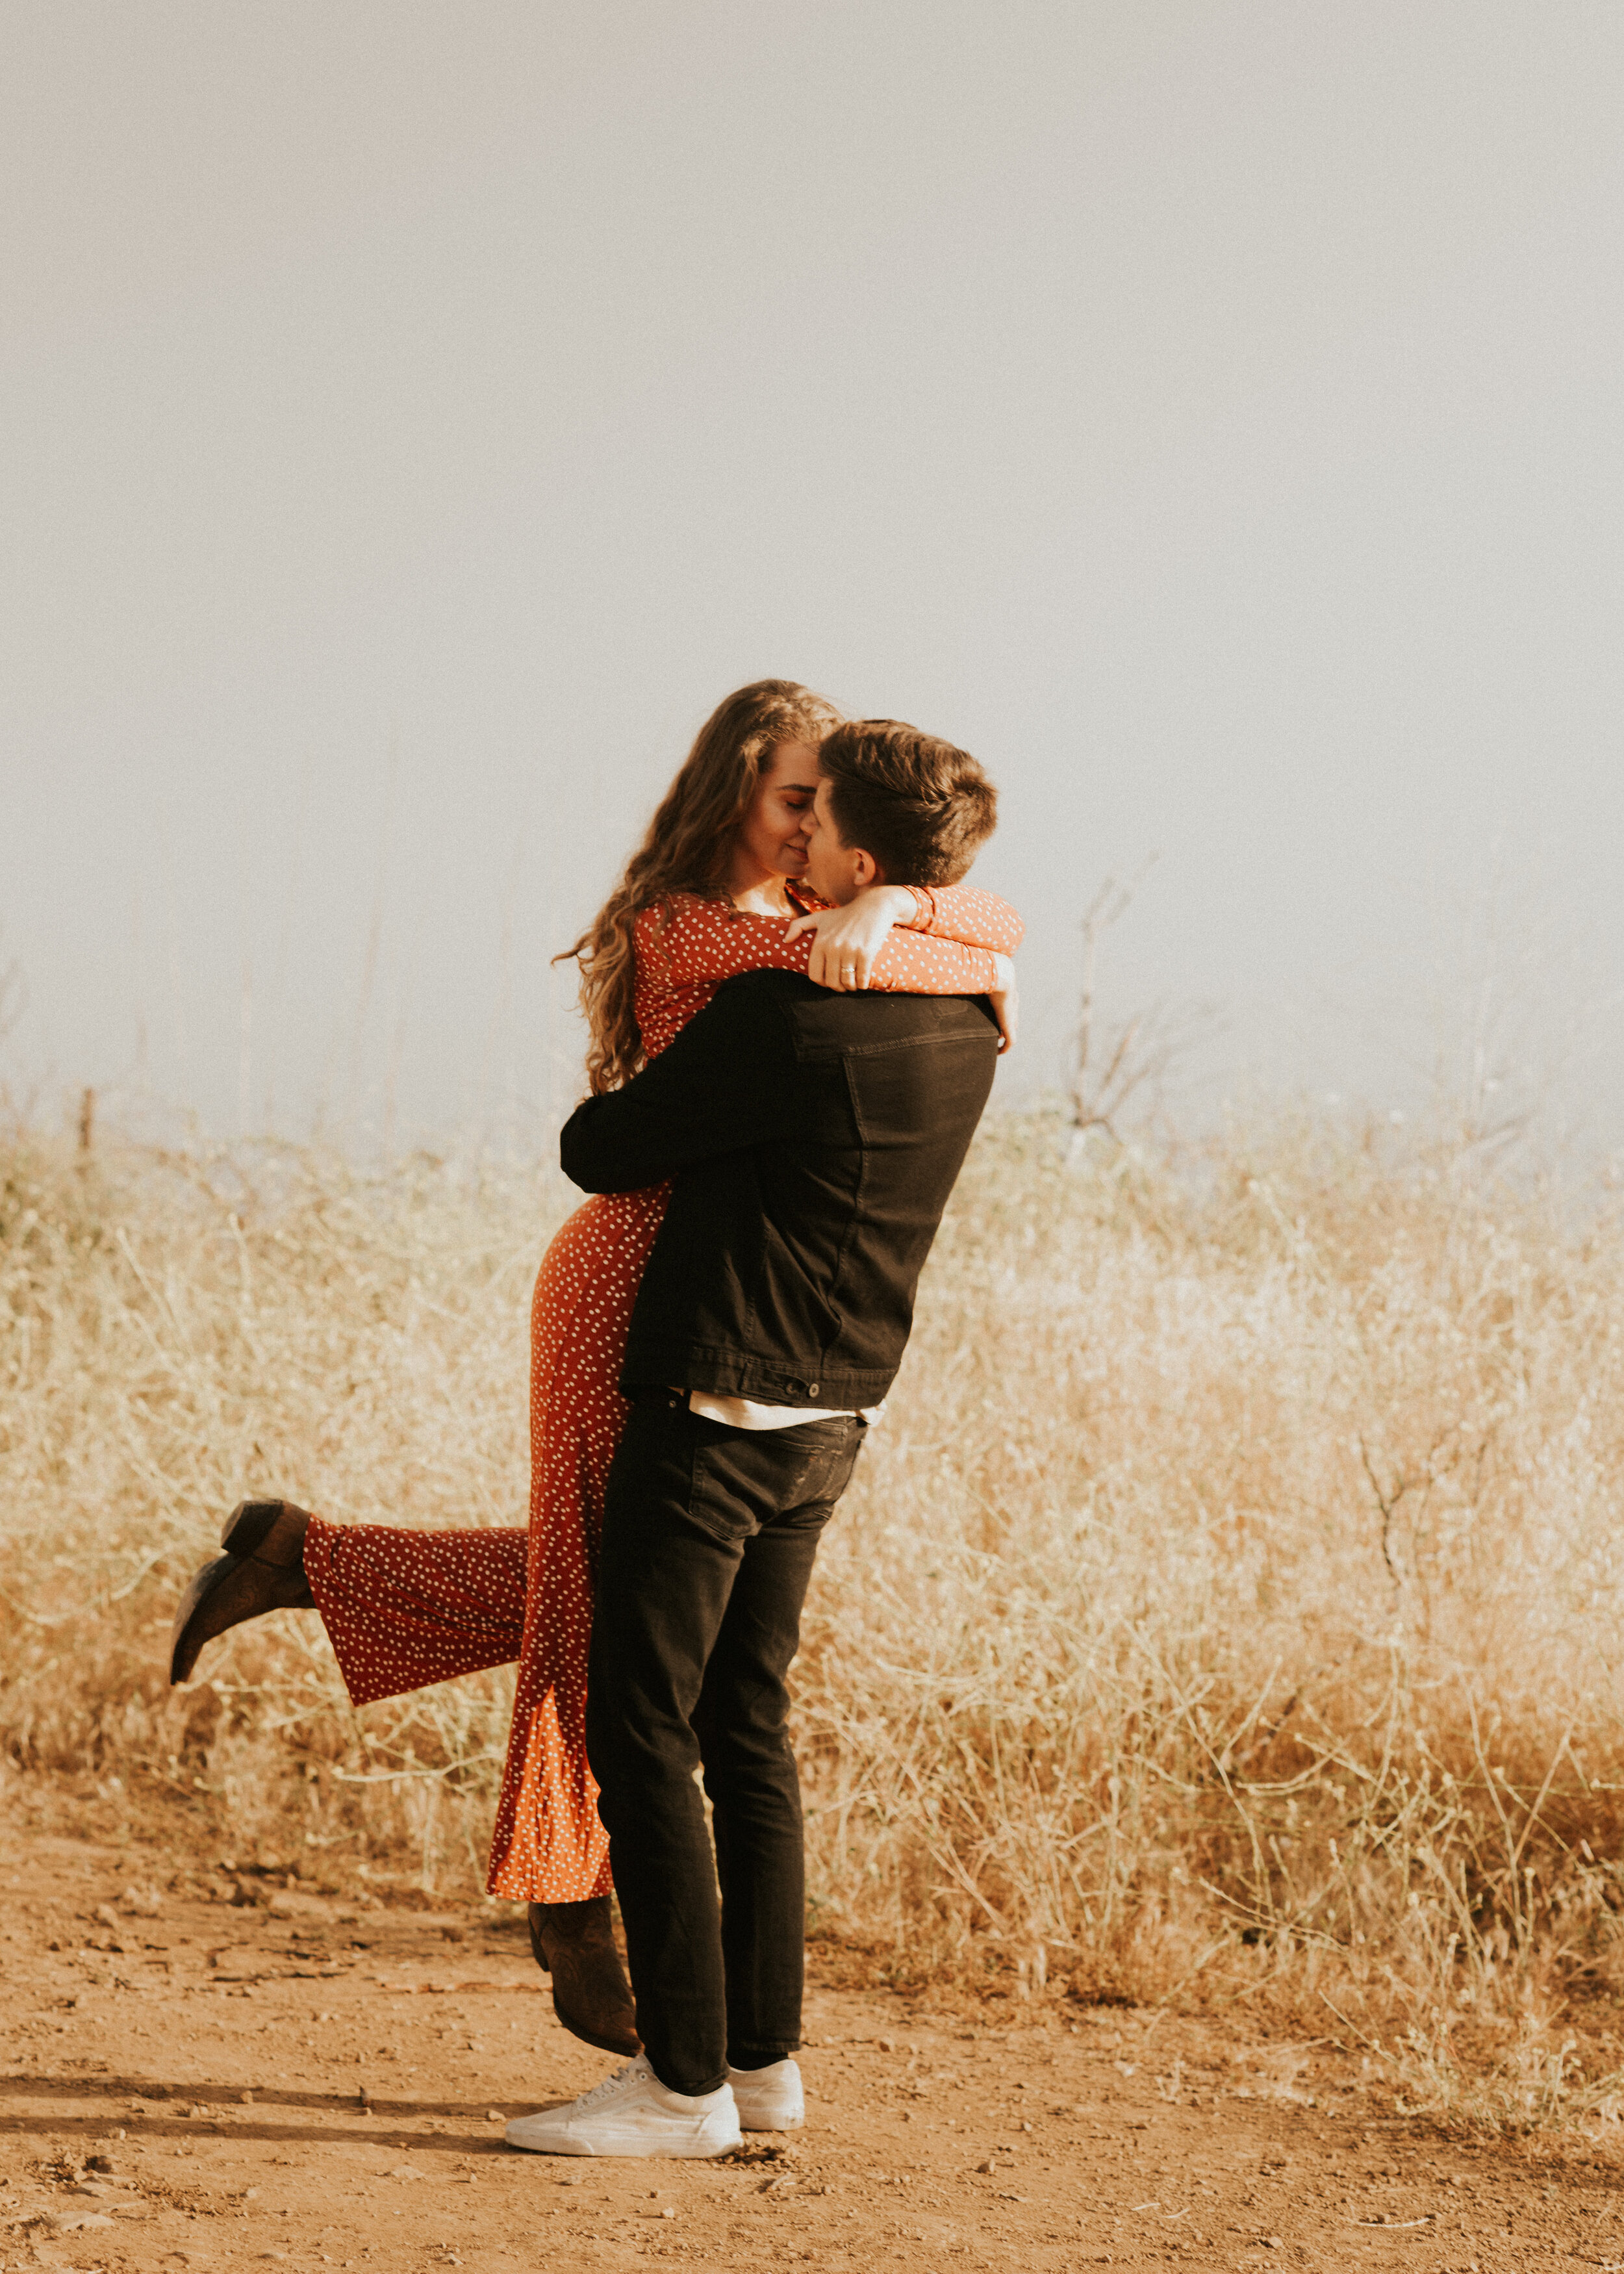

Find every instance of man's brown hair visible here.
[818,719,997,888]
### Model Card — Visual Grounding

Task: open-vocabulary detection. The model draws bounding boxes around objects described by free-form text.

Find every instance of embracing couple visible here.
[170,680,1021,2157]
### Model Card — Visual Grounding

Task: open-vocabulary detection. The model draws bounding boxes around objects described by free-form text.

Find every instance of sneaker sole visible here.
[504,2125,741,2159]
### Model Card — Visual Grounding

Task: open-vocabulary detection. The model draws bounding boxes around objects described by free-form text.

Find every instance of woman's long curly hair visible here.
[560,679,843,1093]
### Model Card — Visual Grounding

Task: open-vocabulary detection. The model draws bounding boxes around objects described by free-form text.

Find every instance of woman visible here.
[171,680,1022,2049]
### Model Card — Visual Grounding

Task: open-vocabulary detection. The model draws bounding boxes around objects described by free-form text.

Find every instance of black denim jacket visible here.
[559,968,999,1409]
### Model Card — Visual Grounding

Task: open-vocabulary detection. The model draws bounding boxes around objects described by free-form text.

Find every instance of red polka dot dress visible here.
[303,884,1024,1902]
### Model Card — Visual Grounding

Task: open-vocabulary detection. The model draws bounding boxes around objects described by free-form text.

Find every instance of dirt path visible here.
[0,1811,1618,2273]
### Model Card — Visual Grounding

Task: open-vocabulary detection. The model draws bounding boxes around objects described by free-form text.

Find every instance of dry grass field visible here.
[7,1108,1624,2146]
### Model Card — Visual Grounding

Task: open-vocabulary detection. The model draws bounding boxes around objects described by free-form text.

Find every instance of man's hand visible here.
[989,954,1018,1053]
[784,886,916,991]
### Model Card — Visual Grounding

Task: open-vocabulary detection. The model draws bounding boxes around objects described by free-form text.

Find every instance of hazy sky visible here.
[5,2,1621,1148]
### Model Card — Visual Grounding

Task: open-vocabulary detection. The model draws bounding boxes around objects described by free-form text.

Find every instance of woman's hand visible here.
[989,954,1019,1053]
[784,886,917,991]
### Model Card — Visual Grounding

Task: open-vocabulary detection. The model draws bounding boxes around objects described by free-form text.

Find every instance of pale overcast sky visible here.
[4,3,1621,1147]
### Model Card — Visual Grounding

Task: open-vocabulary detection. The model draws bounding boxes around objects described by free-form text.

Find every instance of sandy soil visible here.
[1,1812,1619,2273]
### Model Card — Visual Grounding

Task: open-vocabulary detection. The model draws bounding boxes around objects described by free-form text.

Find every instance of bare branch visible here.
[0,945,25,1044]
[1068,863,1219,1150]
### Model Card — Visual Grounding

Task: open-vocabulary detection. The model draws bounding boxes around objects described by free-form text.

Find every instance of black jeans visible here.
[583,1393,865,2096]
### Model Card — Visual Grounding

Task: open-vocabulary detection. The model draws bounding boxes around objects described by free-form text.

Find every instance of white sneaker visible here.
[505,2058,742,2158]
[726,2057,804,2130]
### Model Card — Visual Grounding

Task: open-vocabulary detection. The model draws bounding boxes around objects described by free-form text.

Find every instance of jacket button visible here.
[807,1383,819,1397]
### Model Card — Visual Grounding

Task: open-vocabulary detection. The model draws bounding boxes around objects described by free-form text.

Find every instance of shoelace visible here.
[569,2059,650,2112]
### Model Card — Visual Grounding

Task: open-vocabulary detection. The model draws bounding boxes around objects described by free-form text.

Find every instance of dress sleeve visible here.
[899,883,1024,953]
[650,893,1002,996]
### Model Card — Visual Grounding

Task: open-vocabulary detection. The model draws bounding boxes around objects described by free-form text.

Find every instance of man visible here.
[504,720,1008,2158]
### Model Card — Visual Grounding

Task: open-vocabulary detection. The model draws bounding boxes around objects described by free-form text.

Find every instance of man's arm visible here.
[559,973,801,1194]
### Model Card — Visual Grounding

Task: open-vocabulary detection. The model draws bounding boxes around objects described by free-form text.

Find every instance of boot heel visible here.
[220,1500,285,1556]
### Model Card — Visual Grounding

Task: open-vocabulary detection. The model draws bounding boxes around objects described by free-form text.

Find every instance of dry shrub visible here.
[6,1108,1624,2133]
[0,1134,543,1893]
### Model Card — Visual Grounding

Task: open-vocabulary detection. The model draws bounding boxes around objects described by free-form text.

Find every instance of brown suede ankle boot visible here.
[170,1499,316,1685]
[527,1897,640,2058]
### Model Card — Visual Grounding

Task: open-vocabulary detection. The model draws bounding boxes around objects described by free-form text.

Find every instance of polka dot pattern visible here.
[304,884,1022,1902]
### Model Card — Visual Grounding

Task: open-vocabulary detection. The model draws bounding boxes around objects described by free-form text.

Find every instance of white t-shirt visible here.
[685,1390,885,1432]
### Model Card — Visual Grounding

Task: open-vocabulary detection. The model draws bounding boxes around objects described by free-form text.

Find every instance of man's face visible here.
[730,739,820,888]
[802,778,878,905]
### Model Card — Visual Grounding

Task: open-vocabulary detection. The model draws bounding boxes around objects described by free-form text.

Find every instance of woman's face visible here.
[726,739,821,891]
